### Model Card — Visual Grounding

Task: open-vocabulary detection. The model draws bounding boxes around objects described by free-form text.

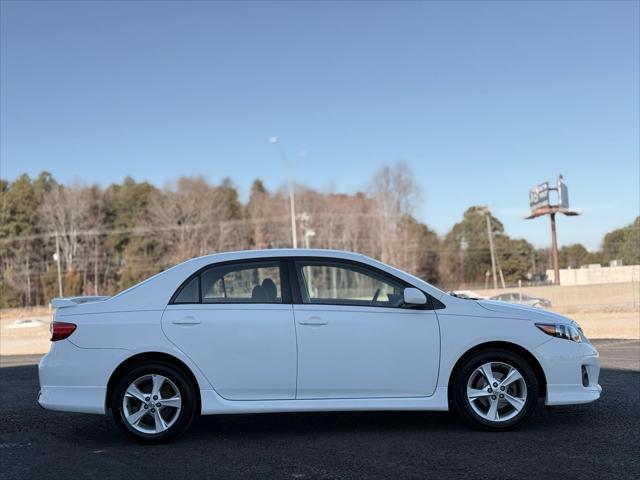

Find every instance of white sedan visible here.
[39,249,601,442]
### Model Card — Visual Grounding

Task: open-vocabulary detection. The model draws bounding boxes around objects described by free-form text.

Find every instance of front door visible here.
[292,259,440,399]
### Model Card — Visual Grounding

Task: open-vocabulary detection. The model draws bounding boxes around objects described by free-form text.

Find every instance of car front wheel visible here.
[111,361,197,443]
[454,349,539,430]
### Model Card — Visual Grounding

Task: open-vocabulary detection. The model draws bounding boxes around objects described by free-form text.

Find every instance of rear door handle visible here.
[298,316,328,326]
[172,316,201,325]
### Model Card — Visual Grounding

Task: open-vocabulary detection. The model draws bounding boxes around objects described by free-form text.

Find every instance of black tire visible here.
[111,361,197,443]
[453,349,539,431]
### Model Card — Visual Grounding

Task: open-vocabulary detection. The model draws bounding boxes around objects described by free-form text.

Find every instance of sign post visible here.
[525,175,580,285]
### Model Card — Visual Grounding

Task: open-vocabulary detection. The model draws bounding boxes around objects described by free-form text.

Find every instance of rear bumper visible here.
[38,386,107,414]
[38,340,129,415]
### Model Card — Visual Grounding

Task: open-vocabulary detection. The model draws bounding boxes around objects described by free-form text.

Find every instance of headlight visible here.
[536,323,582,342]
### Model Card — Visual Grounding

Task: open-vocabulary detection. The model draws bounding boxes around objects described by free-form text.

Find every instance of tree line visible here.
[1,164,638,307]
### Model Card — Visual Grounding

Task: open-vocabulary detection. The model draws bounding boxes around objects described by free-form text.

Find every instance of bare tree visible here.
[38,184,94,271]
[144,177,245,264]
[369,161,420,269]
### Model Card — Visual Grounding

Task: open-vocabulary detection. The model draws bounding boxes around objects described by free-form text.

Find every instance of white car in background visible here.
[490,292,552,309]
[449,290,487,300]
[39,249,601,443]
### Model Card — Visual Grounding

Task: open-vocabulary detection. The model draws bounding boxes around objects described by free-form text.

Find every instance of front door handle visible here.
[172,316,201,325]
[298,316,328,326]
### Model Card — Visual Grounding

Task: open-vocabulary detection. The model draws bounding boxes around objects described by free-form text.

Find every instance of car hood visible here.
[476,300,572,325]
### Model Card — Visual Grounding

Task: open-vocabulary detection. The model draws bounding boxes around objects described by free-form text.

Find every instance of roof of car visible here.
[192,248,371,263]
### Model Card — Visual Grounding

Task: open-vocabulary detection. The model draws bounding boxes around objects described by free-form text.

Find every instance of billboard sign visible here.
[558,181,569,209]
[529,182,550,211]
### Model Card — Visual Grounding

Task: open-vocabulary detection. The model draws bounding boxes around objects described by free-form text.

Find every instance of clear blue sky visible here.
[1,1,638,250]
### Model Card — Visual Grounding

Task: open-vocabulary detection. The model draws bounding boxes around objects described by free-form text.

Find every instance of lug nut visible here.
[499,394,504,398]
[145,397,150,401]
[153,395,158,400]
[143,404,148,409]
[156,402,162,407]
[500,386,505,391]
[150,408,156,413]
[491,395,497,400]
[493,383,498,387]
[487,388,493,393]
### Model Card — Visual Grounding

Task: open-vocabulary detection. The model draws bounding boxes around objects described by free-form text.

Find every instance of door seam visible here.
[292,304,300,399]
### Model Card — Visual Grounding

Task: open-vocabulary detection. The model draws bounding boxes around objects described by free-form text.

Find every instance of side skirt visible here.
[200,386,450,415]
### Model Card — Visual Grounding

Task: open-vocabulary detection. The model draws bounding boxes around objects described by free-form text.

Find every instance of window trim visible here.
[168,258,291,305]
[288,257,438,310]
[171,274,201,305]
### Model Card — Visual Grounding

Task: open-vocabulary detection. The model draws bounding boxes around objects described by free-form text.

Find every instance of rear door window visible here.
[201,261,282,303]
[170,260,283,304]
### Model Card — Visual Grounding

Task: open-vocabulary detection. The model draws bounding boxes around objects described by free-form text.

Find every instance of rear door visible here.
[162,259,297,400]
[291,258,440,399]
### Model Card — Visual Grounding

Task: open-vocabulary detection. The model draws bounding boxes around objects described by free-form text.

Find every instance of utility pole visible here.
[549,212,559,285]
[288,183,298,248]
[483,211,499,290]
[24,246,31,307]
[497,263,506,289]
[94,235,99,295]
[54,232,63,297]
[270,136,297,248]
[300,212,315,249]
[459,237,468,288]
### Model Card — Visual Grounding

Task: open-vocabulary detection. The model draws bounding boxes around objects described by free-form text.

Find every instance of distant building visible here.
[546,264,640,286]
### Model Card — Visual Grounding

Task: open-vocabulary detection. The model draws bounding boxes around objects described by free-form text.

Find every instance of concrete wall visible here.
[545,265,640,286]
[475,281,640,309]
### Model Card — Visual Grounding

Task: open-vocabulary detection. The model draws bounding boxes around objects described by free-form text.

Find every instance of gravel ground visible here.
[0,340,638,480]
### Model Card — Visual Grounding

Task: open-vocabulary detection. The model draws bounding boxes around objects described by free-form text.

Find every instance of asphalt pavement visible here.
[1,339,638,480]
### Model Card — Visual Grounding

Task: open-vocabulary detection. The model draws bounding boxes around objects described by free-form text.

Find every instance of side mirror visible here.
[403,287,427,306]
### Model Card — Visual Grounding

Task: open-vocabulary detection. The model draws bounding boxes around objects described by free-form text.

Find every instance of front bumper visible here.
[535,338,602,406]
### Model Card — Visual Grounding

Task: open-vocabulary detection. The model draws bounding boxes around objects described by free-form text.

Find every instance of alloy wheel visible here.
[466,361,528,422]
[122,374,182,434]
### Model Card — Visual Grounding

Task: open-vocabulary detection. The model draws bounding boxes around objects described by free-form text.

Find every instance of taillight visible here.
[50,322,77,341]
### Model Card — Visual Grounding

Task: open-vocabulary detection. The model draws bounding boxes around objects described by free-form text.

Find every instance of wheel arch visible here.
[106,351,202,413]
[447,341,547,405]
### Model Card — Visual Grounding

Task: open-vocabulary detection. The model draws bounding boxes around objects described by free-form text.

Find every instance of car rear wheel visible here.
[453,349,539,430]
[112,362,197,443]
